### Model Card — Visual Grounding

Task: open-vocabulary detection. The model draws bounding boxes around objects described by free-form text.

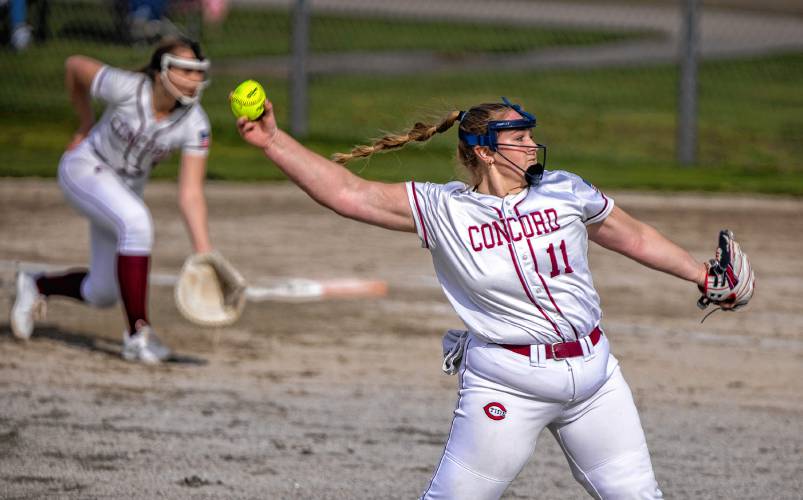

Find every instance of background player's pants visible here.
[57,146,154,308]
[422,333,662,500]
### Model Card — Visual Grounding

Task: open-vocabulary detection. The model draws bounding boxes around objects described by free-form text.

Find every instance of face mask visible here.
[458,97,547,186]
[159,53,211,106]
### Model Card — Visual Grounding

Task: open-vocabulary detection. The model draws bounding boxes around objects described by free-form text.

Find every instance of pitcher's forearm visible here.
[591,206,707,286]
[629,222,707,286]
[262,129,366,213]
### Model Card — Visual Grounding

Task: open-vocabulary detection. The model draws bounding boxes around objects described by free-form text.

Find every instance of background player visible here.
[235,97,745,498]
[10,36,215,364]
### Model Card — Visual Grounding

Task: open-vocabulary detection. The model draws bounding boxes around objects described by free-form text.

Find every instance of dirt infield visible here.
[1,179,801,499]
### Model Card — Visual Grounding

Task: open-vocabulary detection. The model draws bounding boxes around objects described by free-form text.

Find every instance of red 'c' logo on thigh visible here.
[483,402,507,420]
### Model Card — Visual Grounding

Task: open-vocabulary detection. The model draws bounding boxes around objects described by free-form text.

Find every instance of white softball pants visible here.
[422,333,662,500]
[57,146,154,308]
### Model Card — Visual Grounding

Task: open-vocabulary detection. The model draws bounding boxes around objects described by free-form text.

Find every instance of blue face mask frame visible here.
[458,97,536,151]
[458,97,547,186]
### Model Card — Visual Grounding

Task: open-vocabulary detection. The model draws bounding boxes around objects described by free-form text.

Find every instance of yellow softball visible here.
[230,79,266,120]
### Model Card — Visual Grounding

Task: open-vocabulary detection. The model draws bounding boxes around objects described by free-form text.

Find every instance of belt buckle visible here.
[548,342,566,361]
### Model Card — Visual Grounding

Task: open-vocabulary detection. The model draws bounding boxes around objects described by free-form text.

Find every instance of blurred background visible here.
[0,0,801,193]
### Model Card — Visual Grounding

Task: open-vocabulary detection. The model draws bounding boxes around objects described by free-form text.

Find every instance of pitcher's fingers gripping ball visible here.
[229,79,266,121]
[698,229,756,318]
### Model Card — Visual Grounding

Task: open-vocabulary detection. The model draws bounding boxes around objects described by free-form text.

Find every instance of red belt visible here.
[500,327,603,360]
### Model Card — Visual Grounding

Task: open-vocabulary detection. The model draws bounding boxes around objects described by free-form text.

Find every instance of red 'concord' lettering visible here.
[492,220,510,245]
[467,208,562,253]
[481,224,496,248]
[531,211,547,235]
[507,218,523,241]
[468,226,482,251]
[545,208,561,231]
[519,216,535,238]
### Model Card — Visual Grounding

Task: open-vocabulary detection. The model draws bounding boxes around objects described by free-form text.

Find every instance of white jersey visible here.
[84,65,210,184]
[406,170,614,345]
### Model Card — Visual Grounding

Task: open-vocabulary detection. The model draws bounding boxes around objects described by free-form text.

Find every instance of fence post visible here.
[677,0,700,166]
[290,0,310,138]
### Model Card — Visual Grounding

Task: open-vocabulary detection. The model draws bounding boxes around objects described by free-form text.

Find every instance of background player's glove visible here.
[697,230,755,316]
[175,251,248,327]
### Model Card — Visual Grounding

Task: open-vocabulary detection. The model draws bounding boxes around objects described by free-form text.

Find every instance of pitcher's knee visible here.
[577,446,662,500]
[584,469,662,500]
[421,453,511,500]
[82,279,119,308]
[117,210,154,253]
[598,478,662,500]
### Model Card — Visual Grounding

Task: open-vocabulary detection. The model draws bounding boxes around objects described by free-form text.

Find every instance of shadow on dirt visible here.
[0,323,207,365]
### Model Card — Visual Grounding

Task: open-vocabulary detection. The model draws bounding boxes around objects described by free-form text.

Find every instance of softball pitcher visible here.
[10,37,215,364]
[236,98,753,498]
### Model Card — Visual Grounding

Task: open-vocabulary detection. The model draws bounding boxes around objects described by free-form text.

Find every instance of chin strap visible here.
[495,147,546,186]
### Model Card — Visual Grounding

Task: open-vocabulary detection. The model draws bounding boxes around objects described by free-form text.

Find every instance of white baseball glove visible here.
[697,229,755,317]
[175,251,248,327]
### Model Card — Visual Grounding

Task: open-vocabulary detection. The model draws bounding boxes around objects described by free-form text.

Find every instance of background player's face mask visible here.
[458,97,547,186]
[160,53,211,106]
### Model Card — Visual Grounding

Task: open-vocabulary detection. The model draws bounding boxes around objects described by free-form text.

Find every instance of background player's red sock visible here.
[36,271,87,301]
[117,254,150,335]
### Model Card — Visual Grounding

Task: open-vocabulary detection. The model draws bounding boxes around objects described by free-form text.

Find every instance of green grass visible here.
[0,2,649,111]
[204,7,646,58]
[1,53,802,194]
[0,3,801,194]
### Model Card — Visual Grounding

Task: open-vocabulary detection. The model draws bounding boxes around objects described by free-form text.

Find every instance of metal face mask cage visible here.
[160,53,211,106]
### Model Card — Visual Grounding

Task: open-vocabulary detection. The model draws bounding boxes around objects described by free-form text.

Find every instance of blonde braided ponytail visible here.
[332,111,462,165]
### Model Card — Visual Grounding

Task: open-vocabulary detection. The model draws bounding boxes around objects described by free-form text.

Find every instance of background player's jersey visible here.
[85,65,210,182]
[406,170,613,345]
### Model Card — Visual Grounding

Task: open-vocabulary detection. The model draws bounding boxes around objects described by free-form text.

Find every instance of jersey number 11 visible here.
[546,240,574,278]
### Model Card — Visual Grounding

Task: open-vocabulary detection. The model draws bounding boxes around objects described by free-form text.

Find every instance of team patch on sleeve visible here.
[199,130,210,149]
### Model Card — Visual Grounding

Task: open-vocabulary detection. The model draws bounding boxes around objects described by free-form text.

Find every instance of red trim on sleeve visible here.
[411,181,429,249]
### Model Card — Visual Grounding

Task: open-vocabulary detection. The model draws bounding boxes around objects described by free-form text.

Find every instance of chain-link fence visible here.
[1,0,802,184]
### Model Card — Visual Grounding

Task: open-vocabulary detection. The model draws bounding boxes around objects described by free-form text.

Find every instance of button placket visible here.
[504,202,545,304]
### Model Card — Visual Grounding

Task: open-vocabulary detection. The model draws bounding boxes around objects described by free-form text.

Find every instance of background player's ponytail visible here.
[332,103,512,186]
[332,111,462,165]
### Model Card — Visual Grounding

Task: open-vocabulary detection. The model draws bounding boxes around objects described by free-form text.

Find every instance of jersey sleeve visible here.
[181,108,211,157]
[571,174,614,225]
[90,66,140,105]
[405,180,448,250]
